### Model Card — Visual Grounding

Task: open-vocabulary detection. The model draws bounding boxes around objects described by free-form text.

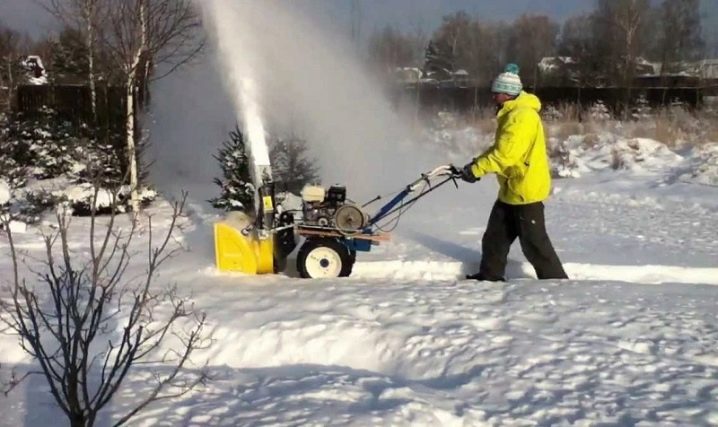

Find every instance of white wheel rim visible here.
[305,246,342,278]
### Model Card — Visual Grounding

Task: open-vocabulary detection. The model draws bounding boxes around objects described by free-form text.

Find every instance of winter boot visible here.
[465,272,505,282]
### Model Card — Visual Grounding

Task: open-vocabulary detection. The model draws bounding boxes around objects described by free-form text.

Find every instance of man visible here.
[460,64,568,281]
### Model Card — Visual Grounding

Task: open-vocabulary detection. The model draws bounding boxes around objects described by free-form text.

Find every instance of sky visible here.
[323,0,718,54]
[326,0,596,33]
[0,0,716,53]
[0,0,56,38]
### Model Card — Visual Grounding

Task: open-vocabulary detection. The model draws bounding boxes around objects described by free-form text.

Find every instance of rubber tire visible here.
[297,238,354,278]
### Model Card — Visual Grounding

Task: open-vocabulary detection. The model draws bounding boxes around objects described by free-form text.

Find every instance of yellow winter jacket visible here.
[469,91,551,205]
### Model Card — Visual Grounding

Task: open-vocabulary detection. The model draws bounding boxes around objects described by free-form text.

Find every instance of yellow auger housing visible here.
[214,211,274,274]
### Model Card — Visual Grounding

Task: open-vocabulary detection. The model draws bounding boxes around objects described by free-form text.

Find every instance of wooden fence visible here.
[13,82,718,126]
[0,87,9,113]
[394,83,717,118]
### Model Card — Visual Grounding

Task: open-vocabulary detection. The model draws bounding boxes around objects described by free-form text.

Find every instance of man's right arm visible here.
[469,109,536,178]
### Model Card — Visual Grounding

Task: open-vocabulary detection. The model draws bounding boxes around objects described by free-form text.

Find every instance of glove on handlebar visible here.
[460,163,480,183]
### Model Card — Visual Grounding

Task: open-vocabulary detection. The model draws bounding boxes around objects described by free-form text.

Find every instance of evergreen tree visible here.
[269,135,319,194]
[210,126,255,212]
[50,27,90,84]
[422,40,455,81]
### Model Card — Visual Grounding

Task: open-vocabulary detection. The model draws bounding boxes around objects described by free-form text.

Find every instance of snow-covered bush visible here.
[588,101,611,122]
[680,143,718,186]
[0,109,141,218]
[12,188,63,224]
[0,180,31,232]
[1,108,90,179]
[631,94,652,121]
[541,105,563,121]
[58,184,157,216]
[548,133,684,178]
[548,137,582,178]
[0,153,27,189]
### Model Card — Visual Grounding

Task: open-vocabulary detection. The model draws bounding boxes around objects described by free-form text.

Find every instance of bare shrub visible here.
[695,110,718,145]
[558,103,582,122]
[1,185,210,427]
[705,128,718,145]
[611,148,624,170]
[269,134,321,194]
[555,122,583,142]
[649,116,681,146]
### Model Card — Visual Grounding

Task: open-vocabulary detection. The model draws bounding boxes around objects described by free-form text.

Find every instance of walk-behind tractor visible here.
[214,164,462,278]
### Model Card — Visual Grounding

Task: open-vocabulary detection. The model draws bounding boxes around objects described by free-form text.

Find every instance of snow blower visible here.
[214,164,462,278]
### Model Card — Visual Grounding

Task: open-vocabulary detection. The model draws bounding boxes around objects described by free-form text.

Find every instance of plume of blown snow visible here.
[153,0,439,203]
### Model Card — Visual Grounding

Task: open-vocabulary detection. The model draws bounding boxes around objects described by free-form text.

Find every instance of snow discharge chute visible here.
[202,0,279,274]
[212,141,277,275]
[213,97,277,274]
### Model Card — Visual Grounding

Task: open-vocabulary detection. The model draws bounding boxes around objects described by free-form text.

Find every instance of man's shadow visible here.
[404,229,533,279]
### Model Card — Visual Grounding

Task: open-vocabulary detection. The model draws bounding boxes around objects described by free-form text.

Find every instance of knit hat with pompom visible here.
[491,63,522,96]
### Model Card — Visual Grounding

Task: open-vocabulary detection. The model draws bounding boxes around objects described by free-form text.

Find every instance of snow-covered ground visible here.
[2,127,718,426]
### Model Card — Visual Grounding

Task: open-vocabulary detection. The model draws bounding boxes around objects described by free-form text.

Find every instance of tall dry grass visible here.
[542,104,718,148]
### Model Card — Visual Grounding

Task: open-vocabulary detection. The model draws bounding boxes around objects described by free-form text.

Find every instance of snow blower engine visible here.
[214,164,462,279]
[299,185,368,232]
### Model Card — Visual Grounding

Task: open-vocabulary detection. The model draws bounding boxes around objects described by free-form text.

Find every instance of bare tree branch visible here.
[1,184,209,427]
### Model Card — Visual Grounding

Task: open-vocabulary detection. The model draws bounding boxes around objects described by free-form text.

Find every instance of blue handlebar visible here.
[367,188,411,227]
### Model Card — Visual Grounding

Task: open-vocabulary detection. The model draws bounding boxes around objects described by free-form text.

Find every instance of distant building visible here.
[395,66,471,88]
[20,55,48,85]
[537,56,580,86]
[538,56,576,74]
[538,56,718,86]
[634,58,659,76]
[693,59,718,79]
[393,67,422,84]
[419,69,471,88]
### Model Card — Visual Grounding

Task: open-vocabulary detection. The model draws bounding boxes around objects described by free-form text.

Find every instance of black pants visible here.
[479,200,568,281]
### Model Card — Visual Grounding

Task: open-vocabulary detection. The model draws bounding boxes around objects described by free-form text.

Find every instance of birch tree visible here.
[0,26,23,111]
[42,0,107,121]
[102,0,203,213]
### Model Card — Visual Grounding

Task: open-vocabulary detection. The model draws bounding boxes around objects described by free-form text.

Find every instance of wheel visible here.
[297,238,354,278]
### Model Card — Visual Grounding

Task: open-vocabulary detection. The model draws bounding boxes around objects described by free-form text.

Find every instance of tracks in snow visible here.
[351,260,718,286]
